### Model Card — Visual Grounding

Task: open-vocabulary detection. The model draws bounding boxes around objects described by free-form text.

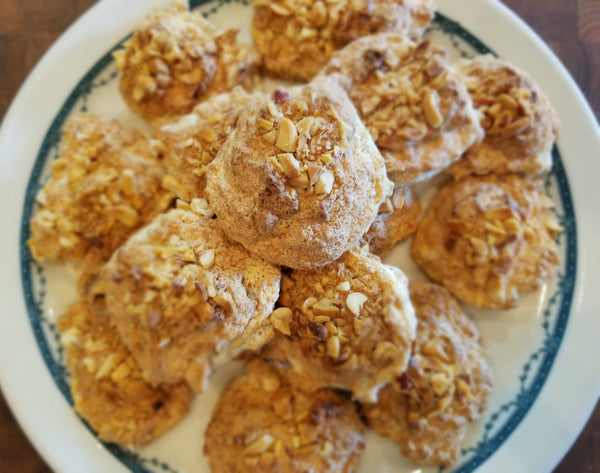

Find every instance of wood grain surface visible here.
[0,1,598,472]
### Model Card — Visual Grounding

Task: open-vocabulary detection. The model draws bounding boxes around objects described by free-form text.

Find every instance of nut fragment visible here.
[312,297,340,317]
[276,117,299,152]
[422,89,443,128]
[345,292,367,317]
[162,174,190,201]
[199,249,215,268]
[270,307,293,336]
[113,205,140,227]
[314,169,334,195]
[326,336,341,360]
[277,153,302,179]
[244,433,275,455]
[190,198,214,218]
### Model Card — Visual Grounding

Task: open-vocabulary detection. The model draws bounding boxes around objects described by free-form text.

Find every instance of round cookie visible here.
[251,0,436,81]
[96,206,281,392]
[58,300,192,446]
[447,55,560,179]
[360,185,421,258]
[28,114,173,271]
[114,2,259,120]
[322,35,484,185]
[154,87,261,201]
[204,359,365,473]
[411,174,561,309]
[362,282,493,466]
[205,76,393,269]
[260,247,416,403]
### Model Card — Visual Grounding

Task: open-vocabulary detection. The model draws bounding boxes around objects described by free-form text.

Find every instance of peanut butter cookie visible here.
[96,206,281,392]
[411,174,561,309]
[360,185,421,257]
[363,281,493,466]
[204,358,365,473]
[28,114,173,273]
[447,55,560,178]
[205,76,393,269]
[260,247,416,403]
[58,300,192,446]
[251,0,435,81]
[115,2,259,120]
[322,34,483,184]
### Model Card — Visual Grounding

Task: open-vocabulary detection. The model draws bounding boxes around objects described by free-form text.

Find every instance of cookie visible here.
[154,87,260,201]
[58,300,192,446]
[28,114,173,272]
[115,2,259,120]
[260,247,416,403]
[363,281,493,466]
[447,55,560,178]
[96,206,281,392]
[251,0,435,81]
[204,359,365,473]
[360,185,421,257]
[205,76,393,269]
[411,174,561,309]
[322,35,483,184]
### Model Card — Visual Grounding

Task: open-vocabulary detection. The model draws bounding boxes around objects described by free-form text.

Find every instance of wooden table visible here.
[0,1,598,472]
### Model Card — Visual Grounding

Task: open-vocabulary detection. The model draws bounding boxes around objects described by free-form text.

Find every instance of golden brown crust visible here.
[154,87,261,201]
[447,55,560,178]
[362,282,493,466]
[58,300,192,446]
[205,76,393,269]
[322,35,483,184]
[411,174,561,309]
[251,0,435,82]
[96,207,281,392]
[260,248,416,403]
[28,114,173,272]
[115,3,259,120]
[361,185,421,257]
[204,359,365,473]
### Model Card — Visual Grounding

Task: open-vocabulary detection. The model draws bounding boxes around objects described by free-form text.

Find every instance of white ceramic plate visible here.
[1,1,599,472]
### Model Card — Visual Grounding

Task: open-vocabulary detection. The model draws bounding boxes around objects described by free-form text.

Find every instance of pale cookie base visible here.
[411,174,561,309]
[260,248,416,403]
[363,282,493,467]
[97,207,281,392]
[204,358,365,473]
[58,300,192,446]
